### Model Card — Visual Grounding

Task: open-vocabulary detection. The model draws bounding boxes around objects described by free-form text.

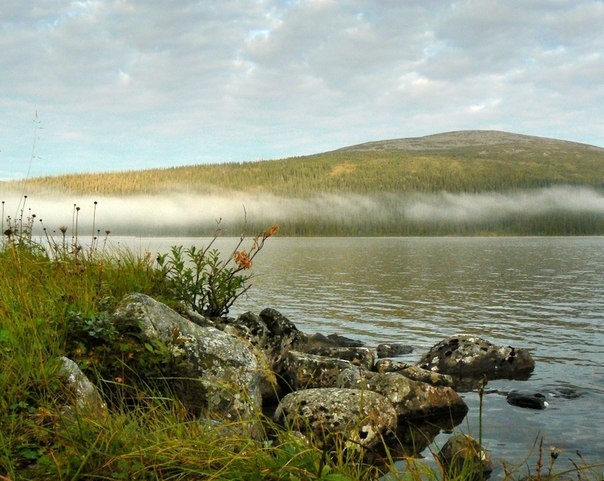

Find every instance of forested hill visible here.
[3,130,604,236]
[9,130,604,197]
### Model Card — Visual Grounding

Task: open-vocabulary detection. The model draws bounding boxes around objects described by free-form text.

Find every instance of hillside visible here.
[6,130,604,197]
[3,130,604,236]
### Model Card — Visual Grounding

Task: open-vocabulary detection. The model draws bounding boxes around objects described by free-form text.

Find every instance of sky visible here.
[1,0,604,181]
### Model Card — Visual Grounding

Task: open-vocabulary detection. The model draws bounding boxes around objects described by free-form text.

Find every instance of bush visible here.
[155,223,279,319]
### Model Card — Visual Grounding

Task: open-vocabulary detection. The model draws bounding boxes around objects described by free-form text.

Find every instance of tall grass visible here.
[1,204,602,480]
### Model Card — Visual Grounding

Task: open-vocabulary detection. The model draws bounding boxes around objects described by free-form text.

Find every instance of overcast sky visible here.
[1,0,603,180]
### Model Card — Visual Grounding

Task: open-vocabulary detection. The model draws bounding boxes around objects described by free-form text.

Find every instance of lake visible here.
[132,236,604,477]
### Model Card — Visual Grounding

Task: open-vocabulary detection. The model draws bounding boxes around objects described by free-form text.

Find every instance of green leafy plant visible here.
[156,222,279,319]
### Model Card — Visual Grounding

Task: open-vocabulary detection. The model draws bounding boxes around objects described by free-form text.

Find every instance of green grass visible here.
[1,218,602,480]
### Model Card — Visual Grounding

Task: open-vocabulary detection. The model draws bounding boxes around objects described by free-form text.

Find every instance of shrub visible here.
[155,223,279,319]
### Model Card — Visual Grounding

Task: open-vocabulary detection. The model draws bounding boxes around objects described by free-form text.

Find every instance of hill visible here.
[3,130,604,236]
[6,130,604,197]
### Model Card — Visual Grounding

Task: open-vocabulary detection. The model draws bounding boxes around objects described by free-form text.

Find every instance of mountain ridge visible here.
[334,130,604,153]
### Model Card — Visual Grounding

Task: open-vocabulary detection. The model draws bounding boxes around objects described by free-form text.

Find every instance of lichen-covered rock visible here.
[282,350,354,391]
[306,333,365,348]
[337,369,468,420]
[259,308,306,347]
[303,346,375,370]
[437,434,493,481]
[417,335,535,381]
[274,387,397,451]
[377,343,413,358]
[374,359,454,387]
[59,356,106,419]
[113,293,263,427]
[228,310,303,372]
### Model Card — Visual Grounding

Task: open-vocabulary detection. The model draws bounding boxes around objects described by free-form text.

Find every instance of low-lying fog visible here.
[2,185,603,236]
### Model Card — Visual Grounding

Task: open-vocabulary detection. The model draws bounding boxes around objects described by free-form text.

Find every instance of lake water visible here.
[132,236,604,476]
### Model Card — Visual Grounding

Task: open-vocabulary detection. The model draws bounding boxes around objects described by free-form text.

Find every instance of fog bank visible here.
[2,185,603,236]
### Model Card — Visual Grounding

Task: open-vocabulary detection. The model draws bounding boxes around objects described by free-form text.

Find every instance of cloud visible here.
[1,1,603,178]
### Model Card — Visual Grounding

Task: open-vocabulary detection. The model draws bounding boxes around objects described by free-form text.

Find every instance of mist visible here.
[2,185,603,236]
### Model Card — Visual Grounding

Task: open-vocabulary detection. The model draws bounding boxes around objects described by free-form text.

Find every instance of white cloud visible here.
[0,0,603,179]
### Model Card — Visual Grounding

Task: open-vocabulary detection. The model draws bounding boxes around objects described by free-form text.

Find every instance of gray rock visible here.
[326,333,364,347]
[259,308,306,346]
[437,433,493,481]
[282,350,354,391]
[377,343,413,358]
[337,369,468,420]
[274,387,397,451]
[113,293,264,428]
[417,335,535,381]
[229,310,303,373]
[303,346,375,370]
[58,356,106,419]
[374,359,454,387]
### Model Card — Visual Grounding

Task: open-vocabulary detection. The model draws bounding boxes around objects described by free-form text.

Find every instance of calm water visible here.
[134,236,604,475]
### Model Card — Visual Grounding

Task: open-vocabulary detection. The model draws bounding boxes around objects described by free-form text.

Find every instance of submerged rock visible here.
[506,390,548,409]
[417,335,535,382]
[274,387,397,451]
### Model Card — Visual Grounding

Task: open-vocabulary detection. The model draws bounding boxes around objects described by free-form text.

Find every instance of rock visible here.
[226,311,290,378]
[282,350,354,391]
[374,359,454,387]
[113,293,264,429]
[337,369,468,420]
[259,308,306,346]
[274,387,397,451]
[506,390,548,409]
[303,346,375,370]
[306,332,365,348]
[417,335,535,381]
[326,333,364,347]
[377,343,413,358]
[437,433,493,481]
[58,357,107,420]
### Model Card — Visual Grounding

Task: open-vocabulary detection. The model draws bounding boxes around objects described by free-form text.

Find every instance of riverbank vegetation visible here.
[1,209,602,480]
[2,131,604,236]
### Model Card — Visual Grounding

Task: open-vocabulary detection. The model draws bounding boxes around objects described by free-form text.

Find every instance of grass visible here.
[1,206,602,480]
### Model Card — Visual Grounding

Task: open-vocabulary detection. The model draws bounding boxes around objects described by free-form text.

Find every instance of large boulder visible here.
[417,335,535,382]
[113,293,265,427]
[274,387,397,452]
[337,369,468,420]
